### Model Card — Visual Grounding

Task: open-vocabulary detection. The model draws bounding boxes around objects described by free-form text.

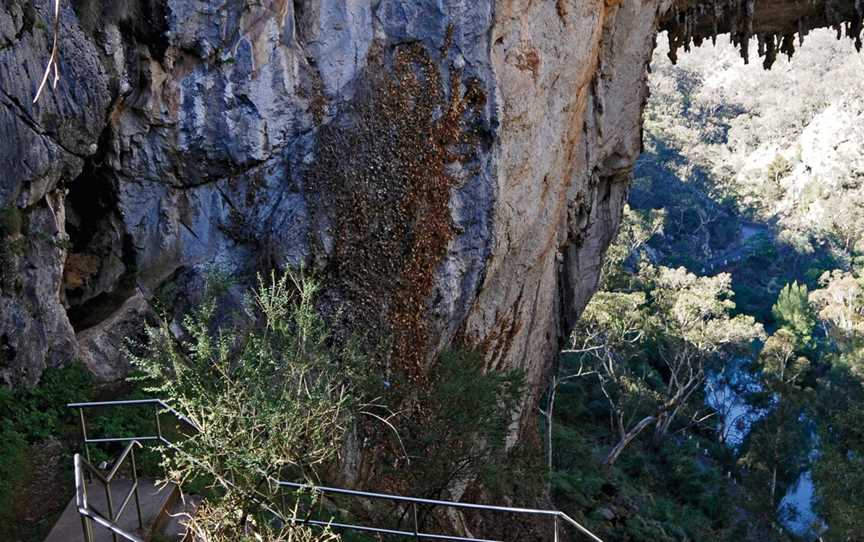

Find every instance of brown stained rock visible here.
[63,253,101,291]
[309,42,486,381]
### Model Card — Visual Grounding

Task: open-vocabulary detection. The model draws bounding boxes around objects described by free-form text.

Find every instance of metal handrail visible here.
[69,399,603,542]
[74,444,144,542]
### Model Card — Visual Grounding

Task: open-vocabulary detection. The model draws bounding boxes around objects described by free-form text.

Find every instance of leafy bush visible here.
[396,349,525,499]
[0,424,28,525]
[0,363,93,443]
[130,269,360,541]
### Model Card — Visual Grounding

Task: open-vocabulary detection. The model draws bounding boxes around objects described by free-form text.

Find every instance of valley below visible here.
[544,28,864,541]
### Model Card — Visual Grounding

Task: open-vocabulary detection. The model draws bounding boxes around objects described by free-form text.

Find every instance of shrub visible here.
[396,349,525,500]
[0,362,93,442]
[0,424,28,525]
[0,207,22,237]
[130,269,360,540]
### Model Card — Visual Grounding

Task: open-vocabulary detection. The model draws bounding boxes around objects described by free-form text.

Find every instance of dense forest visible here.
[547,30,864,541]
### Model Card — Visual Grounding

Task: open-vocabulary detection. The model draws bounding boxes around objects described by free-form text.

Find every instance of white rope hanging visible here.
[33,0,61,103]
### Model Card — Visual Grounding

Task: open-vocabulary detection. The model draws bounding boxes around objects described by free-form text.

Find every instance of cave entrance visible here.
[63,138,137,332]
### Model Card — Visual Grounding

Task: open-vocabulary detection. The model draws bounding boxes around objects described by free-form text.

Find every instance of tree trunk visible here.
[546,378,556,476]
[602,415,656,468]
[653,407,681,446]
[770,466,777,500]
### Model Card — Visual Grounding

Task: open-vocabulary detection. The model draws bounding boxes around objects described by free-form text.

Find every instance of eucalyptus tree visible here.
[808,270,864,539]
[572,264,763,468]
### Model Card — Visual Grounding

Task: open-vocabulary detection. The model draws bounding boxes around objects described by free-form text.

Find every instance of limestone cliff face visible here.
[0,0,860,443]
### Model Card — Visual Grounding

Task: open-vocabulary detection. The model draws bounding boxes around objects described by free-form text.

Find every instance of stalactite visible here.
[762,34,778,69]
[660,0,863,68]
[739,32,751,64]
[745,0,755,36]
[780,33,797,59]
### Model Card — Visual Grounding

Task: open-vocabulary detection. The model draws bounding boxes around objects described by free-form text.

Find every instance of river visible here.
[705,359,826,540]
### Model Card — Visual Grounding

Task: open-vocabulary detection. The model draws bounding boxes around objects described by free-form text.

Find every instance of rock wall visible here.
[0,0,860,447]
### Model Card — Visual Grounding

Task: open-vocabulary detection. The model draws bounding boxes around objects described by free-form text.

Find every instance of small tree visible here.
[642,266,764,445]
[739,396,811,516]
[572,265,763,467]
[571,290,653,468]
[600,205,665,290]
[812,375,864,540]
[399,350,524,501]
[741,328,812,510]
[130,270,362,541]
[757,329,810,394]
[809,272,864,539]
[771,281,816,350]
[810,270,864,355]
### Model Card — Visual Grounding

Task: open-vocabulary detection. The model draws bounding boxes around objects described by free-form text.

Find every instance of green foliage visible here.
[812,372,864,540]
[0,363,93,443]
[0,206,22,237]
[552,199,778,539]
[617,35,864,540]
[183,495,340,542]
[130,269,357,540]
[573,262,763,466]
[757,329,811,392]
[399,349,526,498]
[809,270,864,355]
[550,388,738,542]
[0,424,28,525]
[772,282,816,349]
[807,272,864,539]
[0,362,159,539]
[743,233,777,265]
[601,205,665,289]
[739,397,812,516]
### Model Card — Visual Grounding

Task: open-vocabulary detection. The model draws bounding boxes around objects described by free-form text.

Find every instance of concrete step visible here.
[44,479,177,542]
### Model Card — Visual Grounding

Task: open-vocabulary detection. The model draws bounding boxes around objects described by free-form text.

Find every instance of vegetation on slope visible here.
[547,30,864,542]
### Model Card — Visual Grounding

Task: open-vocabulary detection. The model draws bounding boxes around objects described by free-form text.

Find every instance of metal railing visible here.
[70,399,198,542]
[68,399,603,542]
[73,440,145,542]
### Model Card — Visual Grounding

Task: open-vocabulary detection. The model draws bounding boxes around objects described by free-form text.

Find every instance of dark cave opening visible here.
[63,136,138,333]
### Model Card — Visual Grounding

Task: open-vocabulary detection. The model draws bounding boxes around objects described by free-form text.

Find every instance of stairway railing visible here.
[73,440,145,542]
[68,399,603,542]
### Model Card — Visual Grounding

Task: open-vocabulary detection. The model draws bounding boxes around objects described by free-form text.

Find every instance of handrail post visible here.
[554,514,559,542]
[155,407,162,441]
[105,478,117,542]
[412,502,420,542]
[81,514,94,542]
[80,472,94,542]
[78,407,92,483]
[131,447,143,529]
